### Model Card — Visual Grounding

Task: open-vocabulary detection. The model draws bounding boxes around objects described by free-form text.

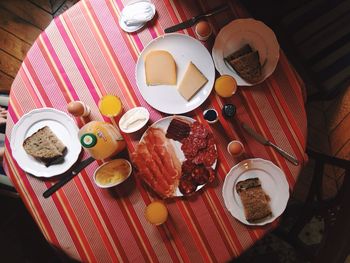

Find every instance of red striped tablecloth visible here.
[4,0,307,262]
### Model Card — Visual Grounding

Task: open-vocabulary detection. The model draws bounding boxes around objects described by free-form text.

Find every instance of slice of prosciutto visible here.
[131,127,181,198]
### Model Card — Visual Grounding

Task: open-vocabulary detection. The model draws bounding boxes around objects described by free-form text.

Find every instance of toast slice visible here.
[236,178,272,222]
[228,50,262,83]
[225,44,252,61]
[23,126,66,167]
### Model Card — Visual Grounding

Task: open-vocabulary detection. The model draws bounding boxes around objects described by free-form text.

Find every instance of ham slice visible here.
[131,127,182,198]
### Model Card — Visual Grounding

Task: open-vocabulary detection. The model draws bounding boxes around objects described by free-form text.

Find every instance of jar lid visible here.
[80,133,97,148]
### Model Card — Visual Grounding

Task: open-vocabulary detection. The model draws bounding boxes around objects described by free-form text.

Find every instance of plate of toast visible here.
[222,158,289,225]
[212,19,280,86]
[11,108,81,178]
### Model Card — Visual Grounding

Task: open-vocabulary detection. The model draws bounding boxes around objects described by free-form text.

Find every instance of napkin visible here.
[122,1,156,27]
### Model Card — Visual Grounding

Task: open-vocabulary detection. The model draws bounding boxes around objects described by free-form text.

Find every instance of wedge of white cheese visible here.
[178,62,208,101]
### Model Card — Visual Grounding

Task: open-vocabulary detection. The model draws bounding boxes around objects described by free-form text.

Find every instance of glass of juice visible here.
[145,201,168,226]
[98,95,123,117]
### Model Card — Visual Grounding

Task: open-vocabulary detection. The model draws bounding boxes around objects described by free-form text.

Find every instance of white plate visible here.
[135,33,215,114]
[222,158,289,225]
[140,116,217,197]
[212,19,280,86]
[11,108,82,178]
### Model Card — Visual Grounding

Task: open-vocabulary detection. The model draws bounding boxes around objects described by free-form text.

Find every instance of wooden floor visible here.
[0,0,78,94]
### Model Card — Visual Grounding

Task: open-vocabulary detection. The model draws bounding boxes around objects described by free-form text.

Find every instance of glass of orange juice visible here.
[98,95,123,117]
[214,75,237,98]
[145,201,168,226]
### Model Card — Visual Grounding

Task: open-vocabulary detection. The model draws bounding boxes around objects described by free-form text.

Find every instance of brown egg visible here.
[67,101,85,117]
[227,141,244,157]
[195,21,212,40]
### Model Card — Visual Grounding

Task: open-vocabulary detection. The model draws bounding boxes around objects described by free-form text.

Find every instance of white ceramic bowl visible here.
[118,107,150,133]
[93,159,132,188]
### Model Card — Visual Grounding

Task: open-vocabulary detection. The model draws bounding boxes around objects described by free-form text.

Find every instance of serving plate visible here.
[212,19,280,86]
[135,33,215,114]
[139,116,217,197]
[222,158,289,225]
[10,108,81,178]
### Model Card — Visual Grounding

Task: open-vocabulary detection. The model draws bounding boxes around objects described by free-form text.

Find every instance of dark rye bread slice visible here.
[225,44,252,61]
[228,50,262,83]
[23,126,67,167]
[236,178,272,222]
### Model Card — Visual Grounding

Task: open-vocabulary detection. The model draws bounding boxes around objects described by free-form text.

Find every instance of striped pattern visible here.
[3,0,307,262]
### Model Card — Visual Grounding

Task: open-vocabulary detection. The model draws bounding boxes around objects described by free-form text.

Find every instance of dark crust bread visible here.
[228,51,261,83]
[236,178,272,222]
[225,44,252,61]
[23,126,67,167]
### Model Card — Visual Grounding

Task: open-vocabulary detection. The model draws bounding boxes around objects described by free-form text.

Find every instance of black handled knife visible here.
[164,4,229,33]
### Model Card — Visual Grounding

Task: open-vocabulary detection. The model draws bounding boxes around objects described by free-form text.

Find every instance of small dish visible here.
[93,159,132,188]
[118,107,150,133]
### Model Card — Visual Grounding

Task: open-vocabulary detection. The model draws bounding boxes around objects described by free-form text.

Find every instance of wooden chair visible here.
[274,148,350,263]
[241,0,350,101]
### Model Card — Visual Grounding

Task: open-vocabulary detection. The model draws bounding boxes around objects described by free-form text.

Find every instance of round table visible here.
[4,0,307,262]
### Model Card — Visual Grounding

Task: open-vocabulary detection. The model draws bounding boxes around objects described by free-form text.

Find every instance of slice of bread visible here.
[236,178,272,222]
[23,126,66,167]
[228,50,262,83]
[225,44,252,61]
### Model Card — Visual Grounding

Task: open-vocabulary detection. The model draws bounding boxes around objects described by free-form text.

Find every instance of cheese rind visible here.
[144,50,177,85]
[178,62,208,101]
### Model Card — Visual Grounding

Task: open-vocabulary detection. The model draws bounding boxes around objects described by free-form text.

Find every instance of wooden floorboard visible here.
[0,49,21,78]
[0,71,14,94]
[0,28,31,61]
[0,0,52,30]
[28,0,52,13]
[0,8,42,45]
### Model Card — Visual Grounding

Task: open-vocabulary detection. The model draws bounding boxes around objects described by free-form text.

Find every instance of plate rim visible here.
[135,33,215,114]
[222,158,290,226]
[139,115,217,197]
[212,18,280,86]
[10,107,81,178]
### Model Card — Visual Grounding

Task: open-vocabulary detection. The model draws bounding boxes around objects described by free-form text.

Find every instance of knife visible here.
[43,156,95,198]
[164,4,229,33]
[242,123,299,166]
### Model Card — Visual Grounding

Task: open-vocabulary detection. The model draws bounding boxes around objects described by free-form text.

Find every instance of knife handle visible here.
[43,157,95,198]
[268,142,299,166]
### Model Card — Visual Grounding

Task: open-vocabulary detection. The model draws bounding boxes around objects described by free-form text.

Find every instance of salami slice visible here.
[191,122,208,139]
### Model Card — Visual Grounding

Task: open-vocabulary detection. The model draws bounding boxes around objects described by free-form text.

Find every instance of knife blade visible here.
[164,4,229,33]
[242,123,299,166]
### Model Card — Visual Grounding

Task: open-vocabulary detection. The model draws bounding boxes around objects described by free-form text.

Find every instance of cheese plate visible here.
[135,33,215,114]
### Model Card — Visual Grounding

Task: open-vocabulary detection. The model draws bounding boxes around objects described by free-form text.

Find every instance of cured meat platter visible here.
[131,116,218,198]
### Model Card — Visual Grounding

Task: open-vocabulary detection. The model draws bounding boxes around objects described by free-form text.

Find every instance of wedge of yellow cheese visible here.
[144,50,177,85]
[178,62,208,101]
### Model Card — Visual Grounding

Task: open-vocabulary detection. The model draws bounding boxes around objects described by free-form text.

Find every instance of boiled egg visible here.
[67,101,85,117]
[195,21,212,41]
[227,140,244,157]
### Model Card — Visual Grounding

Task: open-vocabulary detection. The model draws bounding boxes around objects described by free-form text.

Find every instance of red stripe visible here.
[78,171,131,262]
[18,69,44,109]
[83,1,141,107]
[4,142,60,246]
[48,190,90,262]
[74,173,123,261]
[268,79,306,155]
[265,80,305,165]
[240,87,295,186]
[176,201,215,262]
[23,60,53,107]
